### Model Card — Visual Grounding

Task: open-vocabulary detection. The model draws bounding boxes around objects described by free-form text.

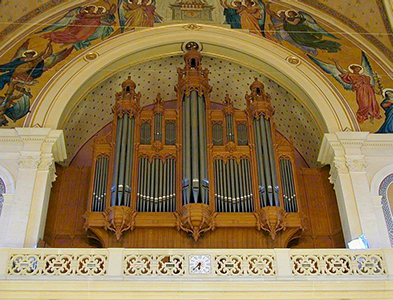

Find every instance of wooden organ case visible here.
[83,48,308,248]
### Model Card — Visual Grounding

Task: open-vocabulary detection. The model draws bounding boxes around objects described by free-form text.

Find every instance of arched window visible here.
[0,177,5,217]
[379,174,393,247]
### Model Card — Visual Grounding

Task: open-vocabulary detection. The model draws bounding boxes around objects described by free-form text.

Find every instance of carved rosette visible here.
[103,206,137,240]
[175,203,217,241]
[254,206,288,240]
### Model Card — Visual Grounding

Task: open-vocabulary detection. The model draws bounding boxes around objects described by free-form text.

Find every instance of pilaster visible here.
[318,132,393,248]
[0,128,66,248]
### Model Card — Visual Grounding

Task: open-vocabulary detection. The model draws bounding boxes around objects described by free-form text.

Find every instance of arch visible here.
[24,24,358,133]
[0,165,15,194]
[377,173,393,247]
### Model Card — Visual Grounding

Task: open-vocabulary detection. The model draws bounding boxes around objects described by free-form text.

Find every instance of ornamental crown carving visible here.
[113,76,141,118]
[175,48,212,96]
[245,78,274,119]
[223,94,235,116]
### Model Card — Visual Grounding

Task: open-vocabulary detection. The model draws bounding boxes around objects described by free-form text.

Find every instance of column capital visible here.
[0,128,67,163]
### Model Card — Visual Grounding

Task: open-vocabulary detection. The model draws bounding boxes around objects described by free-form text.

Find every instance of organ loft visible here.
[45,45,344,249]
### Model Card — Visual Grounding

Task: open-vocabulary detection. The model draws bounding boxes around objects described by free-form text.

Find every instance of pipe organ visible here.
[83,45,306,247]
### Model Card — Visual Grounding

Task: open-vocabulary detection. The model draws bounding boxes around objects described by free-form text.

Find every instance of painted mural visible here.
[0,0,392,133]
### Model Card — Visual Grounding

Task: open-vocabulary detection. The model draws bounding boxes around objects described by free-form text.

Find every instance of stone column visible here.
[319,132,393,248]
[0,128,66,248]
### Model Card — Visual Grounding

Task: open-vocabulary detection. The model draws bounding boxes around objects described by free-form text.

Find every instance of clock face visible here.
[189,255,211,274]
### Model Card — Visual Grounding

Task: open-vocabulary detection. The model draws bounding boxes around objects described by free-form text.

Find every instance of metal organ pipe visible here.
[182,91,209,205]
[247,78,280,209]
[92,156,109,212]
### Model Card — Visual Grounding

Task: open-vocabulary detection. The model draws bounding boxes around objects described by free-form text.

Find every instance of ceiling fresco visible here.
[0,0,392,134]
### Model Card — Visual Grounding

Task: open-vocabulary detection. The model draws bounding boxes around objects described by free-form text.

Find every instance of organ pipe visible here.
[246,78,279,208]
[110,76,140,207]
[176,47,211,205]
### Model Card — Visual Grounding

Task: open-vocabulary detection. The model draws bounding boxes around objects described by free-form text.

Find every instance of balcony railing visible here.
[0,248,392,280]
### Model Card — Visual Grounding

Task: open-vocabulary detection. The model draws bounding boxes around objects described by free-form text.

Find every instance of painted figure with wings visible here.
[220,0,266,37]
[0,40,72,126]
[38,1,116,50]
[117,0,163,33]
[282,10,341,54]
[308,52,382,124]
[266,3,317,55]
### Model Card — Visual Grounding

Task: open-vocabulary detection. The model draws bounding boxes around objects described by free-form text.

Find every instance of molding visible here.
[0,128,67,163]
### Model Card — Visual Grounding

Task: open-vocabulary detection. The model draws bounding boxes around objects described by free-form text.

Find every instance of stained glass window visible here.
[0,178,5,217]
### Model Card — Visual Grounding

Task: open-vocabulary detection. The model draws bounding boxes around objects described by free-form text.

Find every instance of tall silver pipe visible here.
[92,159,99,211]
[117,115,129,205]
[234,161,241,212]
[265,119,279,206]
[258,118,273,206]
[254,119,267,207]
[111,118,123,205]
[101,158,108,211]
[190,91,200,202]
[237,159,243,212]
[229,159,236,212]
[183,95,191,204]
[245,159,253,212]
[162,160,167,212]
[198,95,208,204]
[158,160,163,212]
[137,159,142,211]
[98,158,105,211]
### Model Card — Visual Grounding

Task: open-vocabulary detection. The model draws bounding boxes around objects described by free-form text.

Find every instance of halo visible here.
[382,88,393,97]
[277,10,286,17]
[231,0,242,6]
[97,6,106,13]
[84,5,98,13]
[22,50,38,58]
[348,64,364,74]
[285,10,299,18]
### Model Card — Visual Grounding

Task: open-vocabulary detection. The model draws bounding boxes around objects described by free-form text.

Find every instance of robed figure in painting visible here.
[266,3,317,55]
[0,40,72,126]
[221,0,266,37]
[282,10,341,54]
[38,2,116,50]
[117,0,163,33]
[309,52,382,124]
[377,89,393,133]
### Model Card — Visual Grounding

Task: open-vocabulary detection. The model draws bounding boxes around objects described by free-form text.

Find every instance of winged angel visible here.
[38,1,116,50]
[309,52,382,124]
[0,40,72,126]
[266,4,341,55]
[117,0,163,33]
[220,0,266,37]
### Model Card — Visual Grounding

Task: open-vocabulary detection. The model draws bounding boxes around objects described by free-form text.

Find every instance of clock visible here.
[189,255,211,274]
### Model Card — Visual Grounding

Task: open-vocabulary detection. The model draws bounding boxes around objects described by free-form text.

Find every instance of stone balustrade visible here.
[0,248,392,280]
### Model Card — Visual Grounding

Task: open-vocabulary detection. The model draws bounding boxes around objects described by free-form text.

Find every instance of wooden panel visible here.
[43,165,92,248]
[44,165,344,249]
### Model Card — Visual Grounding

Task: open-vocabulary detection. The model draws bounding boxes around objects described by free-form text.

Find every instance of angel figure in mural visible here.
[377,89,393,133]
[220,0,267,37]
[266,6,341,54]
[265,3,317,55]
[0,40,72,126]
[308,52,382,124]
[117,0,163,33]
[38,1,116,50]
